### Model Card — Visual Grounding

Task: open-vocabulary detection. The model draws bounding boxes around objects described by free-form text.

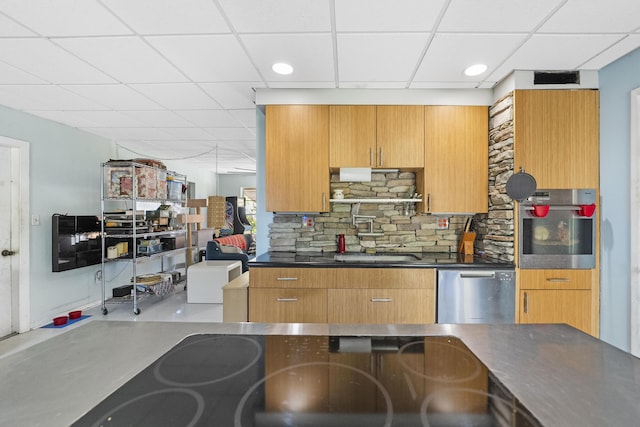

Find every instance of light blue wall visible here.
[218,174,256,198]
[598,47,640,351]
[255,107,272,256]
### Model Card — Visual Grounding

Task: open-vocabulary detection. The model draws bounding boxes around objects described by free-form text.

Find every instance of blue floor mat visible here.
[41,315,91,329]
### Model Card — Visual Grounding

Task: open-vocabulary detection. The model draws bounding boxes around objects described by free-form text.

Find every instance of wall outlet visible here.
[31,214,40,226]
[436,218,449,230]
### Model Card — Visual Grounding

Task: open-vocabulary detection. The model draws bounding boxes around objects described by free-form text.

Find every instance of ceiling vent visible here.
[534,71,580,85]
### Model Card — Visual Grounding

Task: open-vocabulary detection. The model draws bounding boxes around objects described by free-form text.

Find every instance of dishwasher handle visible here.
[458,272,496,279]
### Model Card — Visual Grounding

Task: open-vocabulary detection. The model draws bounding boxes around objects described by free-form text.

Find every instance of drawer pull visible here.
[276,277,298,281]
[524,292,529,314]
[276,297,298,302]
[371,298,392,302]
[546,278,570,283]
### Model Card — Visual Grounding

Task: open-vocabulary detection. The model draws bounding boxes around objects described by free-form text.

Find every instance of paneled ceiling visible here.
[0,0,639,173]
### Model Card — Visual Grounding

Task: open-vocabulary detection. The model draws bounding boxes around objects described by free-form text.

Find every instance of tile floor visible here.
[0,284,223,359]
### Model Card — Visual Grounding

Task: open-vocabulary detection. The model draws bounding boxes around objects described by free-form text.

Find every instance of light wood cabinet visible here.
[329,105,424,169]
[419,105,489,214]
[518,269,596,335]
[265,105,330,212]
[248,267,435,324]
[328,289,434,324]
[249,288,327,323]
[513,90,599,189]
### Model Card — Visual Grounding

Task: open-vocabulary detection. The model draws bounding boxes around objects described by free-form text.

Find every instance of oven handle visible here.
[459,272,496,279]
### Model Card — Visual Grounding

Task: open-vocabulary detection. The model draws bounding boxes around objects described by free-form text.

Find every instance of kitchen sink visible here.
[333,253,421,263]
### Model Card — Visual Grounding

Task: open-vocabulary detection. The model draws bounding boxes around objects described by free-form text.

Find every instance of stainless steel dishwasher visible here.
[437,269,515,324]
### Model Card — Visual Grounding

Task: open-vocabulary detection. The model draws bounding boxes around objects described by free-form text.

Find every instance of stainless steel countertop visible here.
[1,321,638,426]
[251,251,515,268]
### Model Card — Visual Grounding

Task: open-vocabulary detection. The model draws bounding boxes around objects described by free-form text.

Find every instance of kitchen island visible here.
[1,321,638,426]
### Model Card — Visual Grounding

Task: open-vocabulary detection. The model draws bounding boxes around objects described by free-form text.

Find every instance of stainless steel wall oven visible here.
[518,189,596,269]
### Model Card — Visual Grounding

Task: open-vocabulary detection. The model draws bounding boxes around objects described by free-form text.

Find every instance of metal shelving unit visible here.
[100,161,188,315]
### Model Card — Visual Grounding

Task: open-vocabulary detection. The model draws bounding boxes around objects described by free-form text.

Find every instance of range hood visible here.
[339,167,400,182]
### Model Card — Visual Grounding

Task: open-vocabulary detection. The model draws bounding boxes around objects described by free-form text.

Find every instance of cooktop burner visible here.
[72,335,541,427]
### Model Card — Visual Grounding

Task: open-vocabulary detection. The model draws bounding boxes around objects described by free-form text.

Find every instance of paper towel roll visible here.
[107,246,118,259]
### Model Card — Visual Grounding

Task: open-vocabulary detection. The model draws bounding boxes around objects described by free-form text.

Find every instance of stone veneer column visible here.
[480,93,515,261]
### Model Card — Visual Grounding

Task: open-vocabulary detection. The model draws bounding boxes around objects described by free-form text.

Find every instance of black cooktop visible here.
[73,335,540,427]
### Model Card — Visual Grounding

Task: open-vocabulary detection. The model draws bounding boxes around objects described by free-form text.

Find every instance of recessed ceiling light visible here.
[464,64,488,77]
[272,62,293,75]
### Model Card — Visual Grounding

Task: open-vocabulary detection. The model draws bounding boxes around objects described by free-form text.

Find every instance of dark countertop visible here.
[2,322,639,426]
[250,251,515,269]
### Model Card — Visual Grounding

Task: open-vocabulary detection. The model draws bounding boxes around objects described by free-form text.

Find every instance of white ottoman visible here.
[187,260,242,303]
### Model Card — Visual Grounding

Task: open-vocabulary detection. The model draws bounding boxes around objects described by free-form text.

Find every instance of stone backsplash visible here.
[269,172,473,254]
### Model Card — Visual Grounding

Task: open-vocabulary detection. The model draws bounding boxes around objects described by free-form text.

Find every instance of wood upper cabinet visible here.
[513,90,599,189]
[329,105,424,169]
[419,105,488,214]
[376,105,424,168]
[266,105,330,212]
[518,269,596,336]
[329,105,377,168]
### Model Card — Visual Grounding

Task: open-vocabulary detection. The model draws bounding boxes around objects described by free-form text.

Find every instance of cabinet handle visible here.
[524,292,529,314]
[427,193,432,212]
[370,147,374,166]
[371,298,392,302]
[546,278,570,283]
[276,297,298,302]
[276,277,298,281]
[323,192,326,211]
[379,147,384,166]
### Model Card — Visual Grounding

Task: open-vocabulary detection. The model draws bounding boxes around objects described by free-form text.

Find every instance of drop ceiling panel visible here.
[438,0,563,32]
[337,33,429,83]
[540,0,640,33]
[228,109,257,128]
[488,34,625,82]
[102,0,230,34]
[0,39,115,84]
[159,127,215,140]
[70,110,146,127]
[0,84,108,110]
[129,83,221,110]
[218,0,331,33]
[0,14,36,36]
[55,37,188,83]
[198,83,262,109]
[24,110,102,128]
[0,61,46,83]
[582,35,640,69]
[241,34,334,83]
[205,127,256,140]
[174,110,241,128]
[147,35,262,82]
[0,0,133,36]
[413,34,527,83]
[124,110,196,128]
[85,127,171,140]
[61,84,163,110]
[335,0,446,32]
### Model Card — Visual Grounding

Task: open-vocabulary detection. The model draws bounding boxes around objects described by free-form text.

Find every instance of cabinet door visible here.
[329,105,377,168]
[328,289,434,324]
[376,106,424,168]
[514,90,599,189]
[421,106,488,213]
[249,288,327,322]
[266,105,330,212]
[519,289,592,334]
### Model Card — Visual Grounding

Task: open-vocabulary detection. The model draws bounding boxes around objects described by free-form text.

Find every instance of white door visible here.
[0,145,14,337]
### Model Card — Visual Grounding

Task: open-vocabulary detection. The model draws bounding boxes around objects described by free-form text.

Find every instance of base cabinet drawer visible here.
[249,288,327,323]
[328,289,434,324]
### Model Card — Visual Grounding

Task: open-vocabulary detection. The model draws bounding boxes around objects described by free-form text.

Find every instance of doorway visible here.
[0,136,30,337]
[631,88,640,357]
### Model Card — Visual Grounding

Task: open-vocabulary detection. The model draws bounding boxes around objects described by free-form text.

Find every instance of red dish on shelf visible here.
[53,316,68,326]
